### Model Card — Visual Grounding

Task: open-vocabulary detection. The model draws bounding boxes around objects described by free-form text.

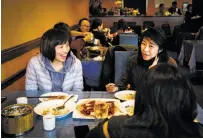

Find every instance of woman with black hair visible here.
[106,27,177,92]
[87,64,203,137]
[111,19,130,45]
[25,28,83,92]
[185,4,194,23]
[90,19,110,47]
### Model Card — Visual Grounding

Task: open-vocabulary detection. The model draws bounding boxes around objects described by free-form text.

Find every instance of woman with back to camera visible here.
[90,18,111,47]
[111,19,130,45]
[87,64,203,138]
[25,28,83,92]
[106,27,177,93]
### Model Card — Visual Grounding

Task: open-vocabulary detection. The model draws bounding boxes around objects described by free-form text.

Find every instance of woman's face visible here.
[141,37,159,61]
[54,42,70,62]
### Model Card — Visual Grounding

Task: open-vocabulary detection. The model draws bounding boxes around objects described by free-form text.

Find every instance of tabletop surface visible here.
[1,91,203,138]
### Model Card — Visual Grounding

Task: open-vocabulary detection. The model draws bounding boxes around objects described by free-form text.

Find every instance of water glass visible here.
[43,114,55,131]
[16,97,28,104]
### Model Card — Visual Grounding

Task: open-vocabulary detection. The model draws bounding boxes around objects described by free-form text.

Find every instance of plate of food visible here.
[34,100,76,118]
[72,98,123,119]
[114,90,136,101]
[120,100,135,116]
[39,92,78,102]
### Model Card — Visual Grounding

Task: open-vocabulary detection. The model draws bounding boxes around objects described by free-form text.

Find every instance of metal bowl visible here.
[1,104,34,136]
[86,46,106,51]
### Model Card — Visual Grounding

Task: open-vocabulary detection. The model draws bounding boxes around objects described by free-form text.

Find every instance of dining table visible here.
[1,90,203,138]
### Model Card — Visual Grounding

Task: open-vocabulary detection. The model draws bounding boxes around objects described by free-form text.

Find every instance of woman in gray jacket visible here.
[25,28,83,92]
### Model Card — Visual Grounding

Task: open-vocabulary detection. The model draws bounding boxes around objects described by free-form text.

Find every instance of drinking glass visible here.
[16,97,28,104]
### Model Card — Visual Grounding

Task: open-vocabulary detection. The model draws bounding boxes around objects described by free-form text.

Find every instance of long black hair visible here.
[124,64,198,137]
[137,27,169,68]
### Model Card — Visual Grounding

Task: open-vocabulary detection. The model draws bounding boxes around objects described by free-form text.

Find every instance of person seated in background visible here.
[87,64,203,138]
[90,18,111,47]
[106,27,177,93]
[184,4,201,23]
[168,1,182,15]
[54,22,92,59]
[25,28,83,92]
[71,18,92,38]
[72,18,102,47]
[155,3,165,16]
[111,19,132,45]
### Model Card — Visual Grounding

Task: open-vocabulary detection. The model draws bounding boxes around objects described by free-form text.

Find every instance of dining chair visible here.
[162,23,171,37]
[119,33,139,46]
[99,46,127,91]
[114,51,137,85]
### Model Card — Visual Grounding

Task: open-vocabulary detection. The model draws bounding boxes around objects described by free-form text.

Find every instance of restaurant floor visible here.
[167,50,203,108]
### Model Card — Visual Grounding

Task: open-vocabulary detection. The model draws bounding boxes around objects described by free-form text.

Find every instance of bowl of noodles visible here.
[114,90,136,101]
[34,100,76,118]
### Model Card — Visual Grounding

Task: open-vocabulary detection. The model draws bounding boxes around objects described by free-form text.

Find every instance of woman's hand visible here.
[105,83,118,93]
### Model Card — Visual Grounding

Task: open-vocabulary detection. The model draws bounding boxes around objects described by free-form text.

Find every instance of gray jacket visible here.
[25,53,83,92]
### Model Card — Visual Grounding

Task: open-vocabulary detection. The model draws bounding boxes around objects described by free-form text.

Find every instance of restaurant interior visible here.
[1,0,203,138]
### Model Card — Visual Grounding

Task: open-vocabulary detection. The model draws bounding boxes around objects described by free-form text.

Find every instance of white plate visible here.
[39,92,78,102]
[120,100,135,116]
[34,100,76,118]
[114,90,136,101]
[72,98,123,119]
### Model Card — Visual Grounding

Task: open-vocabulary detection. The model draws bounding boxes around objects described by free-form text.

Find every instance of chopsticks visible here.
[26,96,59,99]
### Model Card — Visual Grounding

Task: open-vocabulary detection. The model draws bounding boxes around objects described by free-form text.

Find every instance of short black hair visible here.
[140,27,166,50]
[159,3,164,8]
[78,18,89,26]
[117,19,129,30]
[172,1,177,6]
[187,4,192,10]
[90,18,103,31]
[40,28,69,61]
[131,63,197,137]
[53,22,72,43]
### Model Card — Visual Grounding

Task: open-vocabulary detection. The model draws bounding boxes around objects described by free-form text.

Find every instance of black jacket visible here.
[117,55,147,90]
[185,11,194,23]
[92,31,109,47]
[99,46,137,90]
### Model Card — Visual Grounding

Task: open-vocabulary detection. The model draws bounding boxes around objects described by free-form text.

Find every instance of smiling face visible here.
[54,42,70,62]
[141,37,159,61]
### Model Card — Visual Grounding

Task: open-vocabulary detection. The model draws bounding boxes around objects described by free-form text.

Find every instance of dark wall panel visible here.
[124,0,146,15]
